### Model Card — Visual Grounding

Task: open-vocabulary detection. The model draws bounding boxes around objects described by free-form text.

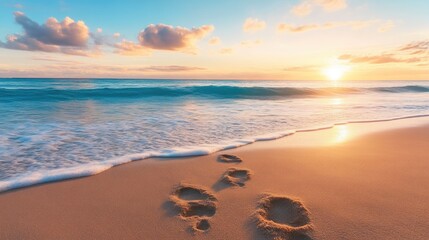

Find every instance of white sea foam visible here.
[1,114,428,193]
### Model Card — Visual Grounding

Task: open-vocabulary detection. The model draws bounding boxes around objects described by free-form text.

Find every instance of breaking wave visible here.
[1,85,428,101]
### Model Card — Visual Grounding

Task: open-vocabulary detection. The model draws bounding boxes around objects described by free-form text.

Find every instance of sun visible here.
[323,64,349,81]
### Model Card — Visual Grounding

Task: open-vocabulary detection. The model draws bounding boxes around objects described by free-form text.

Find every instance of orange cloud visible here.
[219,48,233,54]
[31,56,83,64]
[291,0,347,16]
[283,65,321,71]
[138,65,206,72]
[243,18,266,32]
[315,0,347,11]
[339,54,416,64]
[277,20,375,33]
[399,40,429,52]
[340,40,428,65]
[291,1,313,17]
[208,37,221,45]
[114,40,150,56]
[0,64,207,78]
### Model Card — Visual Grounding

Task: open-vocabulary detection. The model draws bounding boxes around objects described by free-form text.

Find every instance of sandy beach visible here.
[1,119,429,240]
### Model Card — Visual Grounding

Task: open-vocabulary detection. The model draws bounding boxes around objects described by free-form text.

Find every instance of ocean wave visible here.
[1,85,428,101]
[1,114,428,193]
[373,85,429,93]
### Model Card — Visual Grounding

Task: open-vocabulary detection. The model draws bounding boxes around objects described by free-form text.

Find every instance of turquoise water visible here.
[1,79,429,191]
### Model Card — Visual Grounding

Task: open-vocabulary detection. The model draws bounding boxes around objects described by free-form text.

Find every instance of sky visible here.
[0,0,428,80]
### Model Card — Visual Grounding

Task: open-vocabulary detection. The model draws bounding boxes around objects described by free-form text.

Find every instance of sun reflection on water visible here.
[331,98,343,105]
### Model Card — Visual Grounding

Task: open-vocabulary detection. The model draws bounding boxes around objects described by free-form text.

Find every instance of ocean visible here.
[1,78,429,191]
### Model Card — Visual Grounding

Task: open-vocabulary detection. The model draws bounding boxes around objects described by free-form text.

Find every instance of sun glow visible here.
[335,125,349,143]
[323,64,350,81]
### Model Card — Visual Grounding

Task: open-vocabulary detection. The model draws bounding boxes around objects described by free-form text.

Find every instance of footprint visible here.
[169,183,217,233]
[217,154,243,163]
[254,194,313,240]
[194,218,210,232]
[175,185,217,201]
[222,167,252,187]
[181,201,217,218]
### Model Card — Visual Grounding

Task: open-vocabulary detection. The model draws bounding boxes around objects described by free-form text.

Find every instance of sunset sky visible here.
[0,0,428,80]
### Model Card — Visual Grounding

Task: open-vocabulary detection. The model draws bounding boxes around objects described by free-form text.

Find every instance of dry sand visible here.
[1,119,429,240]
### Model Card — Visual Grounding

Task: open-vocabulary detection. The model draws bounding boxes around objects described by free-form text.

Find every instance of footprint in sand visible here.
[169,183,218,232]
[217,154,243,163]
[222,167,252,187]
[254,194,313,240]
[169,155,254,232]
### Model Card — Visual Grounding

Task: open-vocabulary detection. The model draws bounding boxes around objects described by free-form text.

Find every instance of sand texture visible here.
[1,120,429,239]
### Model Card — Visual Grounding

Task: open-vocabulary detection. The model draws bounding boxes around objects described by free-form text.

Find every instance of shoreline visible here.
[1,118,429,239]
[1,114,429,193]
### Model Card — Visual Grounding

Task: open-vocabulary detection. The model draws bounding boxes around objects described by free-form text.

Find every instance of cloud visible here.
[113,23,214,55]
[138,65,205,72]
[397,40,429,57]
[208,36,221,45]
[0,63,207,78]
[0,34,59,52]
[113,40,150,55]
[90,29,121,46]
[1,12,215,57]
[0,12,93,56]
[90,32,104,45]
[291,0,347,16]
[278,23,318,33]
[219,48,233,54]
[339,40,429,66]
[277,20,375,33]
[283,65,321,71]
[316,0,347,11]
[291,1,313,16]
[14,11,88,46]
[243,18,266,32]
[31,56,83,64]
[398,40,429,52]
[339,54,413,64]
[240,40,262,47]
[138,24,214,51]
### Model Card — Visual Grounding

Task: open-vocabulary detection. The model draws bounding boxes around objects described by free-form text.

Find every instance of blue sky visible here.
[1,1,427,39]
[1,0,297,42]
[0,0,428,79]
